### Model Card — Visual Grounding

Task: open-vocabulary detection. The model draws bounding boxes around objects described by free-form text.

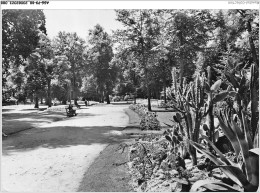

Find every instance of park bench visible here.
[65,105,77,117]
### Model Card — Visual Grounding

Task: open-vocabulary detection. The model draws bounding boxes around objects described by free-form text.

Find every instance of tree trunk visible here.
[106,82,111,104]
[144,63,151,111]
[163,78,167,104]
[72,70,77,105]
[144,66,152,111]
[47,79,51,107]
[133,63,137,104]
[140,32,151,111]
[99,89,104,103]
[40,96,43,104]
[74,98,78,106]
[247,21,259,67]
[106,93,110,104]
[147,86,151,111]
[34,94,39,108]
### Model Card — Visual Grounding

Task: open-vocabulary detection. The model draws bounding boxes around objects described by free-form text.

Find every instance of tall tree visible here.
[115,10,161,110]
[157,10,210,85]
[86,24,115,104]
[24,51,47,108]
[2,10,46,88]
[80,75,99,101]
[111,50,141,103]
[37,34,55,107]
[23,33,54,108]
[52,32,86,105]
[235,9,259,67]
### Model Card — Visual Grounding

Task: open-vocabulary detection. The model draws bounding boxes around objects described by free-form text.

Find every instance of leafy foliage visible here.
[85,24,116,103]
[2,10,46,87]
[52,32,86,104]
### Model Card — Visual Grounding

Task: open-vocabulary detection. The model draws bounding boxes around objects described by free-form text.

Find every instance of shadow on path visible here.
[3,125,134,156]
[2,111,65,135]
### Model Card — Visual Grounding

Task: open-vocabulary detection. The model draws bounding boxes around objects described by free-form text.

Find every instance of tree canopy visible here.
[2,9,258,110]
[2,10,46,88]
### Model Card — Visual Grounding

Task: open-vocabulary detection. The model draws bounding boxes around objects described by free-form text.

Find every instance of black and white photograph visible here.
[2,1,259,192]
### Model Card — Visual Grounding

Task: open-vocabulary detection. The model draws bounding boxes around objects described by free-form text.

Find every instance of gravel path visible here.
[2,105,131,192]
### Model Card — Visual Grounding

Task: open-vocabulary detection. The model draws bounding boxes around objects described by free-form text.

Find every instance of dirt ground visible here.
[2,104,133,192]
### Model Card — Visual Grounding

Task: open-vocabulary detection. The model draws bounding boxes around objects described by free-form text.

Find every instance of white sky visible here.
[43,10,124,40]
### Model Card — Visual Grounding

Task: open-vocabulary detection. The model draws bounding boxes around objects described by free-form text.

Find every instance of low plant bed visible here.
[126,133,243,192]
[129,104,161,131]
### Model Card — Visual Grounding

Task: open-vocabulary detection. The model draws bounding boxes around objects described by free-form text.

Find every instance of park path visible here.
[2,105,130,192]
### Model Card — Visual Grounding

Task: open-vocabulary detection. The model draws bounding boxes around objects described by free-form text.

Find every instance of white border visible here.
[1,1,259,9]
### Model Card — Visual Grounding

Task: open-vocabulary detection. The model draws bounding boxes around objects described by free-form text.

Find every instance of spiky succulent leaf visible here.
[217,111,240,157]
[218,165,254,190]
[190,180,241,192]
[230,118,252,182]
[189,140,224,165]
[201,136,232,166]
[189,140,246,187]
[241,111,253,149]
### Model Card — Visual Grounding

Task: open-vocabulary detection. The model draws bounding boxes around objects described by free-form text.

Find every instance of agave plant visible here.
[223,58,258,140]
[189,109,259,192]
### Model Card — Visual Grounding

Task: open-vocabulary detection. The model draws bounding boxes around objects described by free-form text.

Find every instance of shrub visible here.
[129,104,161,130]
[124,95,130,101]
[112,96,120,102]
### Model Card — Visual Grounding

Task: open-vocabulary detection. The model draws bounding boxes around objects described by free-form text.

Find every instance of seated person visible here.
[68,104,76,115]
